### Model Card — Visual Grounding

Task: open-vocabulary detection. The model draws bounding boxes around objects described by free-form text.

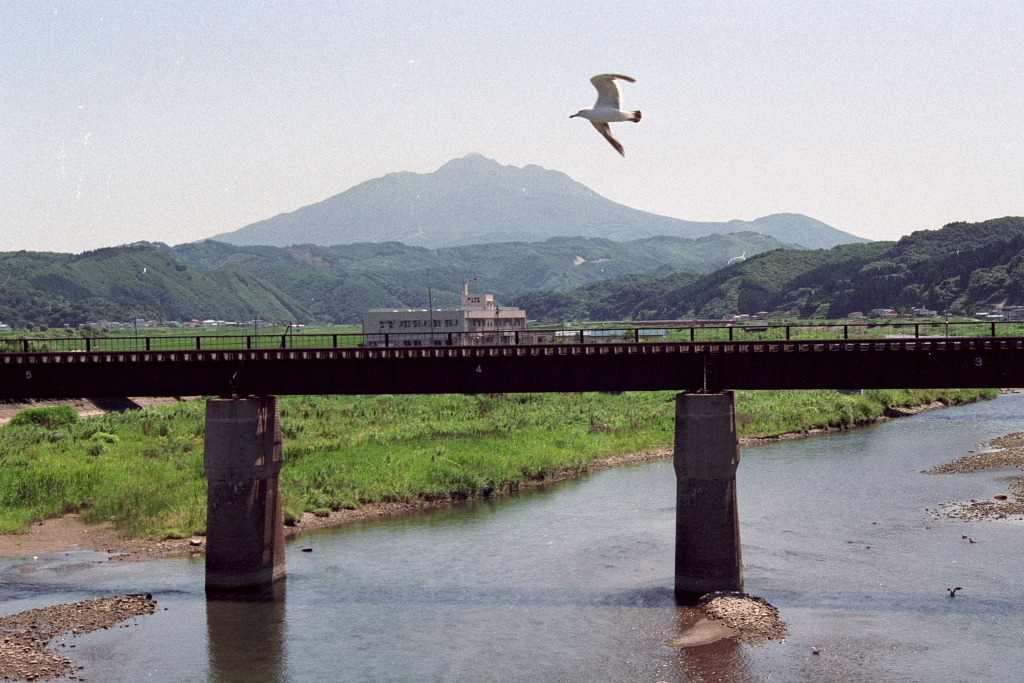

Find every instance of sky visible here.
[3,1,1023,254]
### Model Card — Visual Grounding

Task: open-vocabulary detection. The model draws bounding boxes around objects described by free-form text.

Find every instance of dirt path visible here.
[0,514,204,560]
[0,397,186,427]
[0,399,106,427]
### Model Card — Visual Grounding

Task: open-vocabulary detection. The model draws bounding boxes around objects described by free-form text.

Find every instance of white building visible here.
[362,283,531,347]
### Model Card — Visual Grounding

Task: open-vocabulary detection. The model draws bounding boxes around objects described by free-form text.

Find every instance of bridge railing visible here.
[654,320,1024,342]
[3,320,1024,354]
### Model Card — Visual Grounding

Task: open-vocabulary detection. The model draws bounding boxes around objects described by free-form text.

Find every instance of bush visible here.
[8,405,80,428]
[90,432,120,445]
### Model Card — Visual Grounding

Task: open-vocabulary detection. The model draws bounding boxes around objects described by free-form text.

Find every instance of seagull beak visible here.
[569,112,578,118]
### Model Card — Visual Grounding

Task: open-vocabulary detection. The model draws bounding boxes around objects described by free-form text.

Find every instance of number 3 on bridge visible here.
[975,357,983,367]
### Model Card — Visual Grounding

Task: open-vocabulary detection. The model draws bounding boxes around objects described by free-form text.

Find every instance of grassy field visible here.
[0,388,998,538]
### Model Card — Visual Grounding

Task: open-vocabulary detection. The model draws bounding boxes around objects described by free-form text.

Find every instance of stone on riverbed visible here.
[698,591,788,644]
[666,591,788,647]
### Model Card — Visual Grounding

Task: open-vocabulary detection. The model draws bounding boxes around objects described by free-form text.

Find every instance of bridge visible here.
[1,336,1022,399]
[2,329,1021,600]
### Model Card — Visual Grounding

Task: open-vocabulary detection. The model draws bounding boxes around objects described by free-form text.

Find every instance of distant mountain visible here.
[514,217,1024,322]
[747,213,859,250]
[208,154,867,250]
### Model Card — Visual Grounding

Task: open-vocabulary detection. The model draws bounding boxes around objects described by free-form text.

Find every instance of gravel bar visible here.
[0,594,156,681]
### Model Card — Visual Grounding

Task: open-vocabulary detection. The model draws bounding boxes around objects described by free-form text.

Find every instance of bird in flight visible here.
[727,252,747,264]
[570,74,642,156]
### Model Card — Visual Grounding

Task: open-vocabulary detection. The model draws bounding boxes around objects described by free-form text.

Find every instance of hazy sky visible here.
[4,1,1023,253]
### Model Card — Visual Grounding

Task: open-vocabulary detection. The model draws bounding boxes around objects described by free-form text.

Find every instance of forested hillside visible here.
[0,232,782,327]
[4,217,1022,328]
[0,245,306,328]
[515,217,1024,322]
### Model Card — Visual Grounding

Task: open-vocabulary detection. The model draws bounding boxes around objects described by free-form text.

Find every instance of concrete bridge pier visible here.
[673,391,743,602]
[204,396,286,594]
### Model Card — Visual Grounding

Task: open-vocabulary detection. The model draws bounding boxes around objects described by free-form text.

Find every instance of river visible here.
[3,393,1024,682]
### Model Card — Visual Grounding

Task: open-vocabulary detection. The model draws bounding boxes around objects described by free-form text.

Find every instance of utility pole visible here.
[428,287,435,344]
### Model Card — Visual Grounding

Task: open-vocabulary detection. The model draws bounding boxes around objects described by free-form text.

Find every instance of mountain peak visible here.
[438,152,496,167]
[207,157,865,250]
[434,153,510,178]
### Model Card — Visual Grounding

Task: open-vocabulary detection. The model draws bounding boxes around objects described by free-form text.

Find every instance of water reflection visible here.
[206,582,287,683]
[665,607,748,682]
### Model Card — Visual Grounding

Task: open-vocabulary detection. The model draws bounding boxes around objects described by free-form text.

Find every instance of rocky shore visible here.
[924,431,1024,521]
[0,594,156,681]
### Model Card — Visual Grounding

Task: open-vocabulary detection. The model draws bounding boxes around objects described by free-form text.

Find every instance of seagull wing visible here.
[591,74,635,109]
[591,121,625,156]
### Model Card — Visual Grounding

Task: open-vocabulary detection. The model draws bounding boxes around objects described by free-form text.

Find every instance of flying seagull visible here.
[570,74,642,156]
[728,252,747,264]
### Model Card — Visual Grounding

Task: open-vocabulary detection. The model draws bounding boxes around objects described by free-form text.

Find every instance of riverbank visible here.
[925,430,1024,521]
[0,447,678,560]
[0,595,156,682]
[0,394,976,561]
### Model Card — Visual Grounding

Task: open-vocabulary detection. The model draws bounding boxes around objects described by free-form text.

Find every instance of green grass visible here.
[0,388,998,538]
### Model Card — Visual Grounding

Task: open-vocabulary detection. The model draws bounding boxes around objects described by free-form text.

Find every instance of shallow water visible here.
[3,393,1024,682]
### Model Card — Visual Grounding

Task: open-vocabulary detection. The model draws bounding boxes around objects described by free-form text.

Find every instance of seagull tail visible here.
[629,110,642,123]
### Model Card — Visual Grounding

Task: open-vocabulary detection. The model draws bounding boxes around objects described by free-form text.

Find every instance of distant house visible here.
[847,311,866,320]
[362,283,532,347]
[867,308,898,318]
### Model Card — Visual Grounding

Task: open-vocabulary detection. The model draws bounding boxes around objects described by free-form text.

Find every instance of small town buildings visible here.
[867,308,898,319]
[362,283,531,347]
